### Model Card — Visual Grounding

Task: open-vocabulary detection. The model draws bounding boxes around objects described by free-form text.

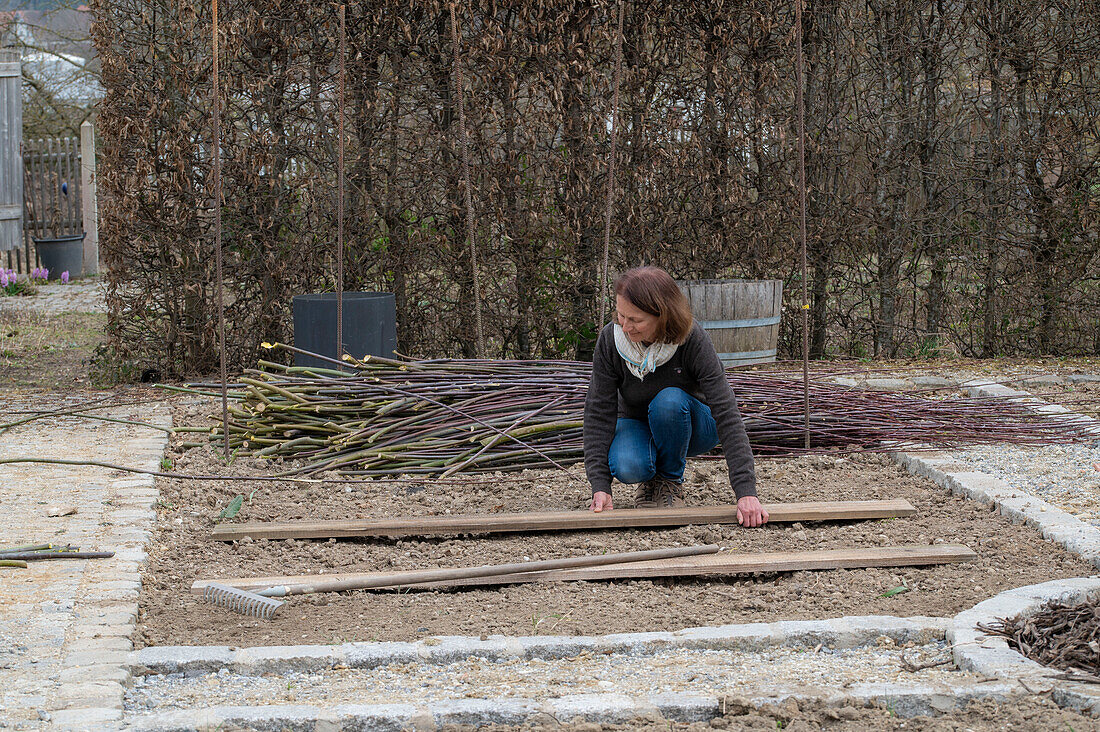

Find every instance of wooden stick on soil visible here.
[232,544,720,598]
[0,551,114,561]
[210,500,916,542]
[191,544,977,594]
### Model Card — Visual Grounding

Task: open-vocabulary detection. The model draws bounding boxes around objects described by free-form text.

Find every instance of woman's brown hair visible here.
[614,266,694,344]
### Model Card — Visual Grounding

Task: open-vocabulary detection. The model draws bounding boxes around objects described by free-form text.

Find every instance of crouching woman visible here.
[583,266,768,527]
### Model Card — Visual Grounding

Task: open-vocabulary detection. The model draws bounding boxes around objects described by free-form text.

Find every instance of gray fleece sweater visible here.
[582,321,757,499]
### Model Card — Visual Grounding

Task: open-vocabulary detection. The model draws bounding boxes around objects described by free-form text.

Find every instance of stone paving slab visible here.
[0,405,170,730]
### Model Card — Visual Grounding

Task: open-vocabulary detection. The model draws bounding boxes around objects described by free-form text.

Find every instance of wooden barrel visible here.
[677,279,783,367]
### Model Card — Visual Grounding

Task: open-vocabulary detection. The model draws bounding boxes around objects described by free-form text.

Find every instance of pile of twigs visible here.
[979,597,1100,677]
[0,543,114,568]
[178,344,1099,478]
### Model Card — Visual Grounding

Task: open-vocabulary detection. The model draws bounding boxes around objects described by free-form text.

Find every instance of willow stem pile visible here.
[183,344,1099,478]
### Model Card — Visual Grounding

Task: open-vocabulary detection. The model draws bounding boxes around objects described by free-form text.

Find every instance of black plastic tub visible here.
[33,233,85,279]
[291,292,397,369]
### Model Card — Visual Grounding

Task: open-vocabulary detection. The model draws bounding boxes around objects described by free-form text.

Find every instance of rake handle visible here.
[261,544,719,597]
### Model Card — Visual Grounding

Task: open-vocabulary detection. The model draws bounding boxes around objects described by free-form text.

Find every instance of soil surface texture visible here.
[135,400,1094,647]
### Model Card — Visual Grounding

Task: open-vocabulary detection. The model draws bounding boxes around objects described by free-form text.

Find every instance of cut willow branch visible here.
[178,344,1100,478]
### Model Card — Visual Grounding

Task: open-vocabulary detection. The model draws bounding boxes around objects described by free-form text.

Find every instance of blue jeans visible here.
[608,387,719,485]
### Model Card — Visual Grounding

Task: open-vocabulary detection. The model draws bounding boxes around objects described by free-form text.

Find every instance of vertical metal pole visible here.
[597,0,626,332]
[212,0,229,459]
[336,4,346,364]
[794,0,810,449]
[449,2,486,358]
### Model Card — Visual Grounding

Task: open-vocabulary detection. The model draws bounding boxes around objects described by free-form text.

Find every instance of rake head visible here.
[203,582,284,620]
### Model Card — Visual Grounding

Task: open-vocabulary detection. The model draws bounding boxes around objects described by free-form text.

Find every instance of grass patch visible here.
[0,309,107,389]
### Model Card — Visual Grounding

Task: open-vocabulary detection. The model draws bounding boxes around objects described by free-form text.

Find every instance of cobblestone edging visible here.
[890,381,1100,570]
[949,578,1100,717]
[0,405,171,731]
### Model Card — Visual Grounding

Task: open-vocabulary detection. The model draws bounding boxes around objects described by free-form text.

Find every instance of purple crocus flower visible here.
[61,271,70,284]
[0,271,9,287]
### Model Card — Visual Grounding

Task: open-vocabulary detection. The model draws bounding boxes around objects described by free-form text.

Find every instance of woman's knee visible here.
[609,451,655,484]
[648,387,690,423]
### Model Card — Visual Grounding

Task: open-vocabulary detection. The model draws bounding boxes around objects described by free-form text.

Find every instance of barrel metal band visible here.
[699,315,782,329]
[718,349,777,362]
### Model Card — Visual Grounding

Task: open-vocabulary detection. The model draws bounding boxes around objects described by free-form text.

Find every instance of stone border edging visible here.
[949,577,1100,717]
[891,376,1100,569]
[891,379,1100,568]
[129,614,949,676]
[892,447,1100,569]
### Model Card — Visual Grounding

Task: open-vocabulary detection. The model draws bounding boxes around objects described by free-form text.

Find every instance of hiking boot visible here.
[634,479,660,509]
[653,477,686,509]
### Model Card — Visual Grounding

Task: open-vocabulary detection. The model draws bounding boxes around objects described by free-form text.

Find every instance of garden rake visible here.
[202,582,285,620]
[202,543,719,619]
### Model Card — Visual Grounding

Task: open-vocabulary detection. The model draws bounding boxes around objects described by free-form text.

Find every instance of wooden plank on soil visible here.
[210,500,916,542]
[191,543,975,594]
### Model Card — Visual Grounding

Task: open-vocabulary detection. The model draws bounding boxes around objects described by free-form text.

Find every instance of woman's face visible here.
[616,294,659,344]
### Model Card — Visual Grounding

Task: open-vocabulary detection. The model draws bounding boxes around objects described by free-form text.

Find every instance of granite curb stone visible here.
[948,578,1100,715]
[949,578,1100,676]
[891,439,1100,570]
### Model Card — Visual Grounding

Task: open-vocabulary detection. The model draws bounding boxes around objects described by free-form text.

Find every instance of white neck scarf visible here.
[613,324,679,381]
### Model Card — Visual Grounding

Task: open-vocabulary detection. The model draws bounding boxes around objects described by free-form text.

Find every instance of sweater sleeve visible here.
[583,324,621,495]
[685,325,758,499]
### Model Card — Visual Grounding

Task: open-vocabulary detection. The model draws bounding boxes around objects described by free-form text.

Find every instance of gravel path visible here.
[0,279,106,314]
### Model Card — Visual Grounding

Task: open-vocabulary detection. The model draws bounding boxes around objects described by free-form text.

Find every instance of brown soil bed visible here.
[474,696,1100,731]
[134,398,1095,648]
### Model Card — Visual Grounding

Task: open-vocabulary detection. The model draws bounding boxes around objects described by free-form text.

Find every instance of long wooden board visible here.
[210,500,916,542]
[191,544,974,594]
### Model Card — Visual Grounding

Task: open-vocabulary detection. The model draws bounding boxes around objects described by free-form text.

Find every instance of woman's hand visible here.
[736,495,769,527]
[590,491,614,512]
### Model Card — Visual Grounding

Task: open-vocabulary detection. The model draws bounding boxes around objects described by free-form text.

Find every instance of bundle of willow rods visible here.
[184,344,1099,478]
[0,543,114,567]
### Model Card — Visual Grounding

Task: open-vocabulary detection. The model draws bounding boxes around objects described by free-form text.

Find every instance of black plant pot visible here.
[291,292,397,369]
[33,233,85,279]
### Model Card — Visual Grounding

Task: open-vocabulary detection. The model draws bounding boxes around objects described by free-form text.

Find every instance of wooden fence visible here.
[3,136,85,274]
